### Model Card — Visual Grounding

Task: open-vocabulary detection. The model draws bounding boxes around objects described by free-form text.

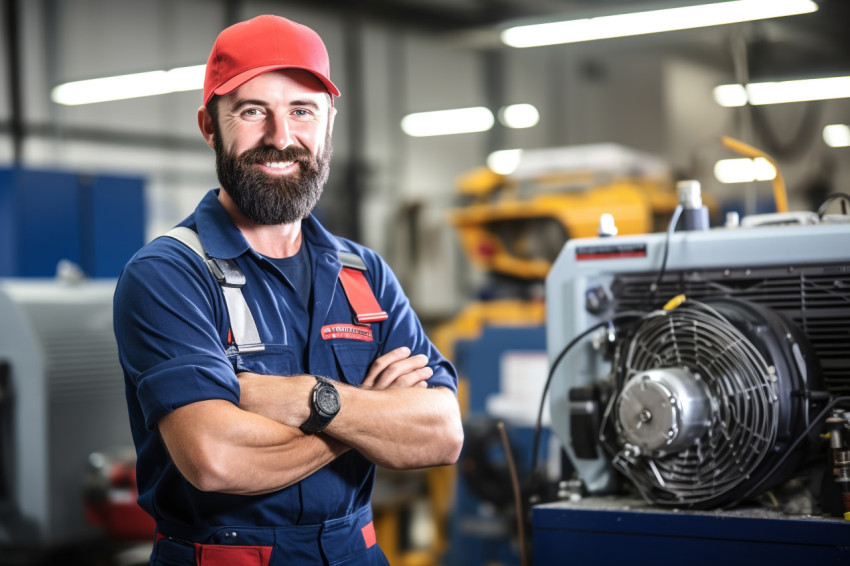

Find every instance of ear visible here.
[327,104,337,135]
[198,105,216,150]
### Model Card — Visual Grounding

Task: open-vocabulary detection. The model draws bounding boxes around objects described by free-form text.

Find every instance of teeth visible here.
[264,161,295,169]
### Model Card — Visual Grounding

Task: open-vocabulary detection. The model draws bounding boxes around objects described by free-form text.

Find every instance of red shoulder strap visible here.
[337,252,388,324]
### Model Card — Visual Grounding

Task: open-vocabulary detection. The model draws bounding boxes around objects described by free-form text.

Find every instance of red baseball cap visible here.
[203,15,340,106]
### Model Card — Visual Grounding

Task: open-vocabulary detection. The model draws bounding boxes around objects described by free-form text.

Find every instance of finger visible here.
[383,366,433,389]
[364,349,428,389]
[362,347,411,387]
[371,355,429,389]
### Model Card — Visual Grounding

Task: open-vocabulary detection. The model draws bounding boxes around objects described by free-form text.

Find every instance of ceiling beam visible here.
[279,0,550,32]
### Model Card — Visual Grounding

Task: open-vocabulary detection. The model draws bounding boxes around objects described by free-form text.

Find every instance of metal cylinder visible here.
[677,180,703,209]
[676,180,710,231]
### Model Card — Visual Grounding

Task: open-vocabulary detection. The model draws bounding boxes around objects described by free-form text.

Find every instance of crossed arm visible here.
[158,347,464,496]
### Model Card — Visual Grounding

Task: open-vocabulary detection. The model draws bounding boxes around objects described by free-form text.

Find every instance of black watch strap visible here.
[299,376,340,434]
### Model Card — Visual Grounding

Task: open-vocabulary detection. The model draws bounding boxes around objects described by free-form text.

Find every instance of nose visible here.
[265,113,293,150]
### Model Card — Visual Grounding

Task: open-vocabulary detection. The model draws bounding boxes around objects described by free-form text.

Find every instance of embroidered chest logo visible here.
[321,324,374,342]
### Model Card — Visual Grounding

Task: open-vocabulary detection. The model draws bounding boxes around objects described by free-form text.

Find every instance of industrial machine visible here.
[0,277,145,560]
[535,185,850,562]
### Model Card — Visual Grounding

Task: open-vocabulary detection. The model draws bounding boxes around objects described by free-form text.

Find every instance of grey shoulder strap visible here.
[167,226,206,258]
[163,227,265,354]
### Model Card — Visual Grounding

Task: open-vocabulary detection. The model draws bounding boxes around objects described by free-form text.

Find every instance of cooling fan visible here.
[601,296,823,509]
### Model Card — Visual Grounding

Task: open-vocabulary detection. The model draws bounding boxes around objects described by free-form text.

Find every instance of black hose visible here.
[739,396,850,503]
[530,311,645,498]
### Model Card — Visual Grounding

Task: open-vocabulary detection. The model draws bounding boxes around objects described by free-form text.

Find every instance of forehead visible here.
[224,69,331,108]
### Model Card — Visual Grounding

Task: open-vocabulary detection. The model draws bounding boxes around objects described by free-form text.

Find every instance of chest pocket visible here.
[331,342,379,386]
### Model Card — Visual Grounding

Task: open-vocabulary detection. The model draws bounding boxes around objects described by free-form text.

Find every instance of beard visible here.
[214,130,332,225]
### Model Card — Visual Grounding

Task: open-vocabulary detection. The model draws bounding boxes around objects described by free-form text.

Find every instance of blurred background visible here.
[1,0,849,565]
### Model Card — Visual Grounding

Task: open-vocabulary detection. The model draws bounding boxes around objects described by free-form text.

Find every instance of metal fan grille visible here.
[613,301,779,506]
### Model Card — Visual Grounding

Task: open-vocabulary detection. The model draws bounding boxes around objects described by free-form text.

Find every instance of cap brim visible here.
[212,64,341,102]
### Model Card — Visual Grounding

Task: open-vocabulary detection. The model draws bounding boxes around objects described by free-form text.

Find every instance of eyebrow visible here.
[231,98,322,111]
[288,99,322,110]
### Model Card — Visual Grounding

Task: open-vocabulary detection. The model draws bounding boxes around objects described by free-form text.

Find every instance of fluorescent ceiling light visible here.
[714,157,776,184]
[499,104,540,129]
[713,84,749,107]
[714,76,850,106]
[501,0,817,48]
[823,124,850,148]
[487,149,524,175]
[401,107,494,137]
[52,64,206,105]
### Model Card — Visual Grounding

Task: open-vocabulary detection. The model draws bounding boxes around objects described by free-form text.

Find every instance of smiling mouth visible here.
[263,161,296,169]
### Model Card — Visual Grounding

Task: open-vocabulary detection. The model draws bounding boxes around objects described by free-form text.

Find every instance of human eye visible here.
[291,108,313,120]
[240,106,266,121]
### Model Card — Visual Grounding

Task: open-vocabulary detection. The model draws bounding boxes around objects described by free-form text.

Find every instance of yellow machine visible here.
[449,144,684,282]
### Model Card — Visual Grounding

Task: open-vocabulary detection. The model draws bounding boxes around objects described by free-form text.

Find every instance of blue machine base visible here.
[533,497,849,565]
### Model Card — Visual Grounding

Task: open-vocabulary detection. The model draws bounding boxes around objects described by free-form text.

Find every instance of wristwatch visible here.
[299,376,340,434]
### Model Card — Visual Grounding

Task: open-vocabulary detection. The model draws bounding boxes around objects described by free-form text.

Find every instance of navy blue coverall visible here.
[113,189,458,565]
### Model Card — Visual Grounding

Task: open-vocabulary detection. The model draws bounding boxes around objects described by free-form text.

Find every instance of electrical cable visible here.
[498,421,527,566]
[817,193,850,219]
[750,99,822,163]
[649,204,683,301]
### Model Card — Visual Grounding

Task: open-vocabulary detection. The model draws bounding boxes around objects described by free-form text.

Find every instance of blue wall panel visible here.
[18,168,82,278]
[0,167,145,278]
[0,169,16,277]
[85,174,146,278]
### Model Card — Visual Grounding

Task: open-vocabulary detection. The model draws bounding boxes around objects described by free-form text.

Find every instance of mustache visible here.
[238,145,314,166]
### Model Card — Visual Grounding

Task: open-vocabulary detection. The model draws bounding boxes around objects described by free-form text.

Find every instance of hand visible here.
[237,372,315,428]
[361,347,432,390]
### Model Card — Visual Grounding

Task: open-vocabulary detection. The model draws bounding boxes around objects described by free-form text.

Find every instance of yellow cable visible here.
[663,294,686,311]
[721,136,788,213]
[765,490,779,509]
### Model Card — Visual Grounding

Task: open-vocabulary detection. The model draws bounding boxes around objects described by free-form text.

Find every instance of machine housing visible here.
[536,214,850,563]
[545,217,849,502]
[0,279,136,549]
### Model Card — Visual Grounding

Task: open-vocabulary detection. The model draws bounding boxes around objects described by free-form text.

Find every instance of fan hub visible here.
[617,367,712,456]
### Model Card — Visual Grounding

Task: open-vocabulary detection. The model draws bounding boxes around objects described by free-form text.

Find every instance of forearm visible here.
[327,385,463,470]
[159,399,348,496]
[238,367,463,470]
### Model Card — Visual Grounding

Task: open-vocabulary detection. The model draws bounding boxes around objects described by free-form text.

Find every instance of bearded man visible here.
[112,15,462,566]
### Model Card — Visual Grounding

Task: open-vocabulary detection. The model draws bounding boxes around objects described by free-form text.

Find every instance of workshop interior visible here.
[1,0,849,564]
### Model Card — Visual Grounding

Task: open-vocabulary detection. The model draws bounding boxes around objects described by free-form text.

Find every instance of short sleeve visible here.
[113,244,238,430]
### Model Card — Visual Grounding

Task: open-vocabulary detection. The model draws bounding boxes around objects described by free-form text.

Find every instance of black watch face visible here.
[317,386,340,415]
